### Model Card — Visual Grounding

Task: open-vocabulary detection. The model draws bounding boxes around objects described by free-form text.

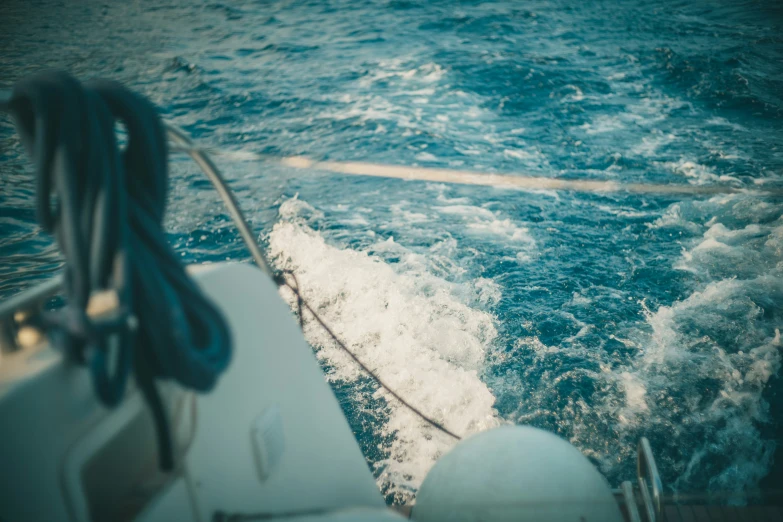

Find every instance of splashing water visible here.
[268,196,500,500]
[1,0,782,505]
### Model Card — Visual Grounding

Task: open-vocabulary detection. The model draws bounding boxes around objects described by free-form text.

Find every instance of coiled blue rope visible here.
[6,70,232,470]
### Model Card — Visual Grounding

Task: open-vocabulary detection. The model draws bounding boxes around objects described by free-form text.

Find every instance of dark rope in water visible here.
[5,71,233,470]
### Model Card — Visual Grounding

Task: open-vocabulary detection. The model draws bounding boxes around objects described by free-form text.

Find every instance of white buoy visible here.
[414,426,624,522]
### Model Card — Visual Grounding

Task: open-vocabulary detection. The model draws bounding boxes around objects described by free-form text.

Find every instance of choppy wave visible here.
[600,194,782,500]
[268,196,500,501]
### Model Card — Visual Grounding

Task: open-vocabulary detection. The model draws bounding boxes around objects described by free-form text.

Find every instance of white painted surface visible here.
[0,338,108,521]
[0,263,394,522]
[2,263,625,522]
[136,479,197,522]
[184,263,385,518]
[414,426,624,522]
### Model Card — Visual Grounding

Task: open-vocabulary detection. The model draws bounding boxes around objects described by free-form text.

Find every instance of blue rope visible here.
[7,70,232,470]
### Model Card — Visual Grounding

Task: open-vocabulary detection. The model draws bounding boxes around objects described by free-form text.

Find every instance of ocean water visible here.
[1,0,783,505]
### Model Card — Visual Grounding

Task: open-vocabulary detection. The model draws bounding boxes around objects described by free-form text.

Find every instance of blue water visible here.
[2,0,783,505]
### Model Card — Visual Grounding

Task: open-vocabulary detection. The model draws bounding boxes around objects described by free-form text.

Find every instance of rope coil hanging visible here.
[3,70,461,460]
[6,70,233,470]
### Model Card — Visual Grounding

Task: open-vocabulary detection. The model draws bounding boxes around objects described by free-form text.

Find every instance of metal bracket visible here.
[0,276,63,353]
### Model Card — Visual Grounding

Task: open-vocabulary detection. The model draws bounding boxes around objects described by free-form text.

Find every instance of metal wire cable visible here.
[275,271,461,440]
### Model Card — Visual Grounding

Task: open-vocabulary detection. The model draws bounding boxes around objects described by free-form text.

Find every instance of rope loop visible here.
[8,71,233,470]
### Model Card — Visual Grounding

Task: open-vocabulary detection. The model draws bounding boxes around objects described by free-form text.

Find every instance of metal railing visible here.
[0,118,278,355]
[638,437,663,522]
[615,437,663,522]
[621,480,643,522]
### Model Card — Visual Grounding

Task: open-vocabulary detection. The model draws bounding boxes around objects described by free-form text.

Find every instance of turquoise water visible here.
[1,0,782,504]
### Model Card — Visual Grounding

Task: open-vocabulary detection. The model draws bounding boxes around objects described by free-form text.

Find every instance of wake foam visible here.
[268,196,500,501]
[629,278,782,500]
[266,191,781,503]
[618,198,783,501]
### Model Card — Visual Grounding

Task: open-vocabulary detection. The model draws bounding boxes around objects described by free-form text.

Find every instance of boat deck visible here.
[659,505,783,522]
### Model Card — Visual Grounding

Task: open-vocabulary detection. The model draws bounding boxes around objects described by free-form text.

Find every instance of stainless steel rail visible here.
[621,481,643,522]
[164,125,274,278]
[0,122,275,354]
[637,437,663,522]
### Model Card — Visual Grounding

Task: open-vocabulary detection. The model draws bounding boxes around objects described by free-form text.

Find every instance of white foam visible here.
[675,219,776,278]
[436,204,496,220]
[415,151,439,162]
[503,148,544,162]
[466,218,535,244]
[579,115,626,135]
[569,292,593,307]
[692,236,731,252]
[434,204,536,247]
[389,202,429,224]
[706,117,747,132]
[562,84,584,102]
[631,277,783,497]
[359,60,446,87]
[517,336,561,356]
[615,194,783,497]
[704,223,765,242]
[606,72,627,81]
[433,186,472,205]
[666,159,724,185]
[617,371,649,425]
[268,197,501,500]
[647,203,702,233]
[516,251,533,264]
[631,133,676,157]
[596,204,650,218]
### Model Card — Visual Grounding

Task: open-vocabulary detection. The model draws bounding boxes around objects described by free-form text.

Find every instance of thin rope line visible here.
[276,271,462,441]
